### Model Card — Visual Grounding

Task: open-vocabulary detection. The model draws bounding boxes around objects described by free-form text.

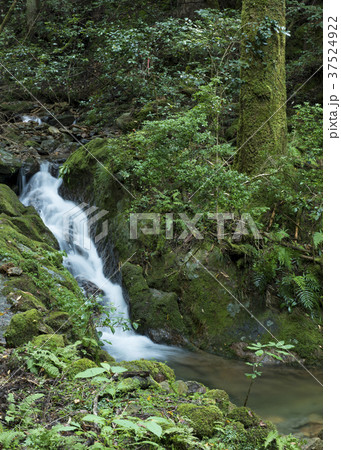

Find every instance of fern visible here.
[0,430,25,448]
[293,273,321,311]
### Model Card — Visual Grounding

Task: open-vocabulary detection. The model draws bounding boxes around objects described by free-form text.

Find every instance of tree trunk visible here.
[235,0,287,175]
[26,0,40,30]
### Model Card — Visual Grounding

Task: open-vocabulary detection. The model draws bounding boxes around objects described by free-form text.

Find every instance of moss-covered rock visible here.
[173,380,189,396]
[44,311,73,336]
[4,309,53,347]
[67,358,97,379]
[31,333,65,351]
[177,403,223,437]
[0,184,26,217]
[122,263,185,343]
[7,290,47,312]
[205,389,230,415]
[227,406,261,428]
[119,359,175,382]
[116,377,143,394]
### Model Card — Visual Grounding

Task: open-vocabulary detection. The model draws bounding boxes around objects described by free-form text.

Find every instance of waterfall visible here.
[20,163,179,361]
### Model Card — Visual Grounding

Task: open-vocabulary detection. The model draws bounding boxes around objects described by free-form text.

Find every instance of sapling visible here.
[243,341,295,407]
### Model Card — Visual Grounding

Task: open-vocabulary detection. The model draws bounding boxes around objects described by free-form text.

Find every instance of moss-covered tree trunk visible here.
[26,0,40,30]
[235,0,287,174]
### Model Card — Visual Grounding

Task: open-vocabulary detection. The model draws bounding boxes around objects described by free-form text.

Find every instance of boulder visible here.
[4,309,53,347]
[177,403,223,437]
[31,333,65,351]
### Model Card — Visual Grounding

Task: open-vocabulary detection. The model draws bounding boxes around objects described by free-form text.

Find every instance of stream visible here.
[20,163,323,436]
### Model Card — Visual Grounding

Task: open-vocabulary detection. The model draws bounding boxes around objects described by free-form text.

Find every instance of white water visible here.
[20,163,180,361]
[21,115,42,125]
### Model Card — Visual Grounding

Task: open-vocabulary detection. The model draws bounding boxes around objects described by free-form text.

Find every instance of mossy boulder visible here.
[116,377,143,394]
[4,309,53,347]
[44,311,73,336]
[227,406,261,428]
[205,389,230,415]
[7,290,47,312]
[0,184,26,217]
[122,263,185,343]
[31,333,65,351]
[173,380,188,395]
[119,360,175,382]
[67,358,97,379]
[177,403,223,437]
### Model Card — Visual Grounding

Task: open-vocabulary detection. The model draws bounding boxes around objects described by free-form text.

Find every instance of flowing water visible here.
[20,164,323,435]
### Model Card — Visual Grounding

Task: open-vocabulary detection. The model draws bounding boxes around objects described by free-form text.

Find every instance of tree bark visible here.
[26,0,40,30]
[235,0,287,175]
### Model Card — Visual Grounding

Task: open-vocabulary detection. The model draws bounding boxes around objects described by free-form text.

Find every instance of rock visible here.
[7,291,47,312]
[31,333,65,350]
[48,114,75,127]
[4,309,53,347]
[177,403,223,437]
[205,389,230,415]
[116,112,134,131]
[173,380,188,395]
[185,380,206,394]
[122,263,185,343]
[48,126,60,134]
[44,311,72,336]
[159,381,172,393]
[119,360,175,382]
[116,377,143,394]
[67,358,97,379]
[227,406,261,428]
[0,149,22,182]
[0,263,22,276]
[302,438,323,450]
[0,184,26,216]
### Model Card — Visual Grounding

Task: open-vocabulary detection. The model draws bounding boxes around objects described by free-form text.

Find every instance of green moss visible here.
[67,358,97,379]
[235,0,287,174]
[116,377,142,394]
[122,263,185,336]
[31,334,65,351]
[4,309,53,347]
[271,311,323,364]
[205,389,230,415]
[177,403,223,437]
[44,311,73,336]
[0,184,26,217]
[7,290,47,312]
[119,360,175,382]
[10,214,59,249]
[246,420,276,447]
[227,407,261,428]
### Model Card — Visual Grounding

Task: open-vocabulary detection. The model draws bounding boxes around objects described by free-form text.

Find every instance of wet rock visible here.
[48,114,75,127]
[0,263,22,277]
[173,380,188,395]
[230,342,301,365]
[0,149,22,182]
[185,380,206,394]
[77,279,104,298]
[302,438,323,450]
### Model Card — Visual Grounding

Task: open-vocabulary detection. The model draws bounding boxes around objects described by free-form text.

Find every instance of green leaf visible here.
[255,350,264,356]
[113,419,141,433]
[143,420,163,437]
[82,414,106,425]
[100,362,111,371]
[110,366,128,374]
[74,367,107,378]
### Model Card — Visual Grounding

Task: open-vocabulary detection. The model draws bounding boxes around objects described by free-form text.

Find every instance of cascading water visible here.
[20,163,180,361]
[18,164,323,434]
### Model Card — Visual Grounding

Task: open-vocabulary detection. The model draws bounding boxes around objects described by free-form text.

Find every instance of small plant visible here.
[243,341,295,406]
[265,429,303,450]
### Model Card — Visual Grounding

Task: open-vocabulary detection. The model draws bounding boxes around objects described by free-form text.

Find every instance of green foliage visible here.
[243,341,295,407]
[265,429,303,450]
